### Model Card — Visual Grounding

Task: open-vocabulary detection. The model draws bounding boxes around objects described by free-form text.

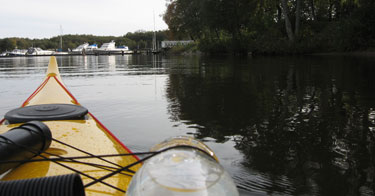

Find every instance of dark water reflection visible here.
[0,55,374,195]
[166,56,375,195]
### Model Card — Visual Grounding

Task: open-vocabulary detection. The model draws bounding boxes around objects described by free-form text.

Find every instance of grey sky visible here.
[0,0,168,39]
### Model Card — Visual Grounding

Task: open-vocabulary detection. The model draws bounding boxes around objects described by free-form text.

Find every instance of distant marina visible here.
[0,40,135,57]
[0,40,195,57]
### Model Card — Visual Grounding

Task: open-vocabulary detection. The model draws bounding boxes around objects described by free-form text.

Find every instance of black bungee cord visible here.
[52,138,125,169]
[51,138,136,174]
[0,132,215,193]
[0,137,128,193]
[83,144,216,188]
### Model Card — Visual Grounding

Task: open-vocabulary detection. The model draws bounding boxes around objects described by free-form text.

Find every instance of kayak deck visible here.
[0,57,140,195]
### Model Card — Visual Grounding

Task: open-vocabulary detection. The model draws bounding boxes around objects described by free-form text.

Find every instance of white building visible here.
[161,40,194,49]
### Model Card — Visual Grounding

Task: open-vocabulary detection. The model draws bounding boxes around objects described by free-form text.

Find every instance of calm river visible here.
[0,55,374,195]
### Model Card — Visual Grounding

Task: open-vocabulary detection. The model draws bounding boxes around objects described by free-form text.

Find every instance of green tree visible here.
[0,38,16,51]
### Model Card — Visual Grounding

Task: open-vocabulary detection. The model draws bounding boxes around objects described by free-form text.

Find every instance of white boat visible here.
[71,43,89,54]
[83,44,98,55]
[86,44,98,53]
[95,41,132,55]
[86,44,98,51]
[26,47,55,56]
[8,49,27,56]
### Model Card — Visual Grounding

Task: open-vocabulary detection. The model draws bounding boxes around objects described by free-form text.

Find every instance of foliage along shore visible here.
[163,0,375,55]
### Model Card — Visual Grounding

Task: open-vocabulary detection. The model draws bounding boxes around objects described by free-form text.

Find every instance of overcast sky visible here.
[0,0,169,39]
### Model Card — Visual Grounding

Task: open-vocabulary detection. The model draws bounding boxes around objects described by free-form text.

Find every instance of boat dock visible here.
[0,40,150,58]
[0,52,135,58]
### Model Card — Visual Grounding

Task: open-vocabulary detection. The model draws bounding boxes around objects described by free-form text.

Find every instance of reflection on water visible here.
[165,56,375,196]
[1,55,375,195]
[0,55,166,77]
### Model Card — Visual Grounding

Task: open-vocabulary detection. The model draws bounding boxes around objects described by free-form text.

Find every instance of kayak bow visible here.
[0,56,140,196]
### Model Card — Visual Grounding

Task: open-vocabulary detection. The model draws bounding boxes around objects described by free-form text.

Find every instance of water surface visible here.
[0,55,374,195]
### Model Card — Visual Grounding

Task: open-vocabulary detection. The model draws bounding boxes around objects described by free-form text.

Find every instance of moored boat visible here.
[95,41,132,55]
[8,49,28,56]
[26,47,55,56]
[86,44,98,51]
[85,44,98,55]
[71,43,89,54]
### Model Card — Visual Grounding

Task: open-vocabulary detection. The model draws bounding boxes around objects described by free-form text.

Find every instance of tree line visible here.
[0,30,168,52]
[163,0,375,54]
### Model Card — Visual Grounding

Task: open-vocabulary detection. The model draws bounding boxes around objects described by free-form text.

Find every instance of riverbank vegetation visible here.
[163,0,375,55]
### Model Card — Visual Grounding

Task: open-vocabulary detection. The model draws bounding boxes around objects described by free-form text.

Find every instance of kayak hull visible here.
[0,57,140,195]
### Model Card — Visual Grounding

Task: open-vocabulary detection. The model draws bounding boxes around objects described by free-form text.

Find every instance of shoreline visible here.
[2,50,375,58]
[308,51,375,57]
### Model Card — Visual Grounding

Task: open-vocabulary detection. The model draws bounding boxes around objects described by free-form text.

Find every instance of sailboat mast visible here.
[59,25,63,51]
[152,10,157,51]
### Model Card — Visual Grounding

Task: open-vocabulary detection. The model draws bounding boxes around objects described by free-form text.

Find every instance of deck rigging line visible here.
[1,129,214,193]
[0,152,156,164]
[0,135,129,193]
[83,145,215,188]
[52,138,136,174]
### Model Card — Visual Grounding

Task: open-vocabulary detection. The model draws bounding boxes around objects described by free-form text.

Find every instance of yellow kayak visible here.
[0,57,140,195]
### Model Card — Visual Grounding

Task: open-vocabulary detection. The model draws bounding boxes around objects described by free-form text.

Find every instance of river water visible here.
[0,55,374,195]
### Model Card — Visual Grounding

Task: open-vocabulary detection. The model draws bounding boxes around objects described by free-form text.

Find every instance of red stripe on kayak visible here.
[52,76,79,105]
[89,112,140,161]
[22,76,51,107]
[0,118,4,125]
